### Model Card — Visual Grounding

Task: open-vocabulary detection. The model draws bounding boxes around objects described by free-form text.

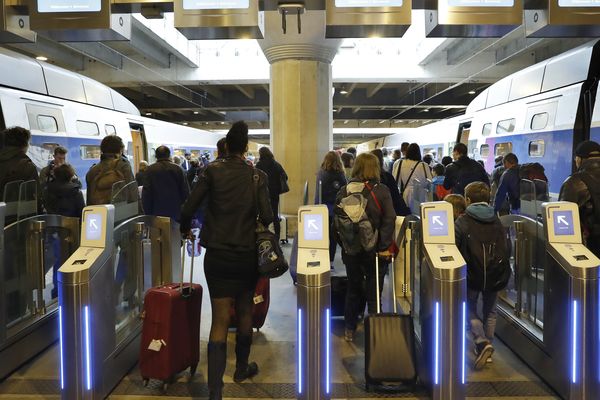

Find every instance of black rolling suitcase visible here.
[365,255,417,391]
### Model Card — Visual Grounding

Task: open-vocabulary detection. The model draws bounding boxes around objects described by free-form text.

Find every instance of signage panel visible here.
[558,0,600,6]
[38,0,101,13]
[447,0,514,6]
[335,0,403,7]
[428,210,449,237]
[182,0,249,10]
[85,213,102,241]
[304,214,324,241]
[554,210,575,236]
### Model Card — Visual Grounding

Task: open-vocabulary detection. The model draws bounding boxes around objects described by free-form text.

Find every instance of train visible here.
[0,47,221,189]
[381,39,600,199]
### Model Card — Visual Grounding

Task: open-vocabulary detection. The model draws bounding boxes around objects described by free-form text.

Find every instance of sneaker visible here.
[344,329,355,342]
[474,342,494,370]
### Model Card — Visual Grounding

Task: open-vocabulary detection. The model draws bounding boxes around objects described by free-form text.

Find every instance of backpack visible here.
[88,159,125,205]
[334,183,382,256]
[455,159,489,194]
[434,184,451,201]
[519,163,548,182]
[457,214,511,292]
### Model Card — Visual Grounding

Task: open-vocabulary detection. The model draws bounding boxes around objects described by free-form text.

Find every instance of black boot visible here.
[233,334,258,383]
[207,342,227,400]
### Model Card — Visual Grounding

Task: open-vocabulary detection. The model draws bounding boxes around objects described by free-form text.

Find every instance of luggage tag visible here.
[148,339,167,352]
[253,295,264,304]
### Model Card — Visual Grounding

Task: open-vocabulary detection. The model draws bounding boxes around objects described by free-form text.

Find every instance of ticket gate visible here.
[418,202,466,400]
[296,205,331,400]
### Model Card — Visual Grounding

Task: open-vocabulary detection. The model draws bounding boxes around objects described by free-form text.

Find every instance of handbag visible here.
[252,170,289,278]
[279,164,290,194]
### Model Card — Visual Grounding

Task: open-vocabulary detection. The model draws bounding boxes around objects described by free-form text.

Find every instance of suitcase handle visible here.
[180,238,196,298]
[375,255,397,314]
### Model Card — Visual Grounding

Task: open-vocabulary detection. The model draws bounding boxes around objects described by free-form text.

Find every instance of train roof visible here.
[467,39,600,114]
[0,47,139,116]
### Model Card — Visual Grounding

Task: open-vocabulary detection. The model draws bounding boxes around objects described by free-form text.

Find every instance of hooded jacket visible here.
[443,155,490,195]
[45,180,85,218]
[0,146,39,200]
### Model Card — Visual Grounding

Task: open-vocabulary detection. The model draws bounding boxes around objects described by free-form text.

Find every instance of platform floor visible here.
[0,243,558,399]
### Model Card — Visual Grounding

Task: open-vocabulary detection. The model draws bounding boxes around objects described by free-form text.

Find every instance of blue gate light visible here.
[572,300,577,384]
[84,306,92,391]
[435,301,440,385]
[298,308,302,394]
[326,308,330,394]
[462,301,466,385]
[59,305,64,390]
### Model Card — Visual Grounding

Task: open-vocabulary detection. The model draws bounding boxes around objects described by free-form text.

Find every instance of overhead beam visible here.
[235,84,255,99]
[127,23,172,69]
[346,82,357,96]
[64,42,123,70]
[366,82,385,98]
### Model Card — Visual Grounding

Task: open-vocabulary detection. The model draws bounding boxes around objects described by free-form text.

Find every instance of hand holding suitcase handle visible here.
[180,235,196,298]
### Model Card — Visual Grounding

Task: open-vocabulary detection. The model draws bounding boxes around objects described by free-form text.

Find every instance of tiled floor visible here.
[0,243,559,399]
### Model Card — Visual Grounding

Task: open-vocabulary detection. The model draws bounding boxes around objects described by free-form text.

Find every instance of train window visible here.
[191,150,201,158]
[37,115,58,133]
[76,120,100,136]
[105,124,116,135]
[494,142,513,156]
[480,144,490,158]
[496,118,516,135]
[530,113,549,130]
[482,123,492,137]
[80,145,101,160]
[529,140,545,157]
[173,148,186,157]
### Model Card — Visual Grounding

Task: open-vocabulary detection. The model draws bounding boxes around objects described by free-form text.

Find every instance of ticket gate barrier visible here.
[296,205,330,400]
[0,211,80,380]
[418,202,466,400]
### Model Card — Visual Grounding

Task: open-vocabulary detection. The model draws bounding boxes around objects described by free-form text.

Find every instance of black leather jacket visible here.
[180,156,274,252]
[559,157,600,246]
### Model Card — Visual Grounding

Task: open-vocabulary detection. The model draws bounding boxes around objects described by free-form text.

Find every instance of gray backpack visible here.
[334,182,382,256]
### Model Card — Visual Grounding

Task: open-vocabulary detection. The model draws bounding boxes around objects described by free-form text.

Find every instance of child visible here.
[454,182,511,370]
[432,164,451,201]
[444,193,466,220]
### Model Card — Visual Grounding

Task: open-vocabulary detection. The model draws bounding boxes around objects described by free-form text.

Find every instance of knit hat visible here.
[575,140,600,158]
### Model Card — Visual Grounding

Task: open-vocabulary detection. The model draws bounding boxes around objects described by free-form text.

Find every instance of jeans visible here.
[467,289,498,345]
[342,251,388,331]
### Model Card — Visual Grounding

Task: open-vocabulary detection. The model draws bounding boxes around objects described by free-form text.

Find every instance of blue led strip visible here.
[326,308,330,394]
[298,308,302,394]
[435,301,440,385]
[84,306,92,391]
[59,306,65,390]
[462,301,466,385]
[572,300,577,384]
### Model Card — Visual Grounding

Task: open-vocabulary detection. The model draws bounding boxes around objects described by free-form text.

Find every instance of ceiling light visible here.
[220,121,225,125]
[36,56,48,61]
[379,120,386,124]
[340,87,348,95]
[145,112,152,116]
[361,120,368,124]
[343,120,349,124]
[423,109,429,112]
[193,111,199,114]
[468,90,476,95]
[394,120,402,124]
[183,122,188,125]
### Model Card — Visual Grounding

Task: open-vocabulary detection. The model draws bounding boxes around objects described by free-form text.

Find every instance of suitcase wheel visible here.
[280,239,288,244]
[142,378,149,387]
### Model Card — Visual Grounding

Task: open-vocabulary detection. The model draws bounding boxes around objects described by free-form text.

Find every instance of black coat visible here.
[0,146,39,200]
[443,155,490,195]
[256,158,287,198]
[142,159,190,222]
[380,171,411,216]
[45,180,85,218]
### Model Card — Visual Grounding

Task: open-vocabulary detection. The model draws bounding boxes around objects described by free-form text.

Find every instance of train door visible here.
[456,121,472,145]
[0,98,5,131]
[129,123,148,174]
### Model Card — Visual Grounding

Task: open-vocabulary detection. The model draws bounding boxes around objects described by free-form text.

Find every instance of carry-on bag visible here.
[289,232,299,284]
[230,277,270,330]
[279,215,288,244]
[364,255,417,390]
[140,240,203,391]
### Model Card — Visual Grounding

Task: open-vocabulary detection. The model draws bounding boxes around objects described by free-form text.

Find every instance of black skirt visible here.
[204,247,257,298]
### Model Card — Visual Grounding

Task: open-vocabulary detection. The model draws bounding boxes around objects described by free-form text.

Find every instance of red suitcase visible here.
[140,241,202,390]
[230,277,270,330]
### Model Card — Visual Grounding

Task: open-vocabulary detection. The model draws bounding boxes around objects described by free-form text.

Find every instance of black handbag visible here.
[279,164,290,194]
[253,171,289,278]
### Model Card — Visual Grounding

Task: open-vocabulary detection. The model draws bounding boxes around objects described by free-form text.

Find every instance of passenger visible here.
[45,164,85,218]
[423,153,434,169]
[182,152,192,171]
[316,151,347,267]
[39,145,68,187]
[455,182,510,370]
[135,160,149,187]
[443,143,490,195]
[400,142,409,159]
[341,152,354,180]
[391,148,402,168]
[494,153,520,215]
[432,164,451,201]
[441,156,453,167]
[0,126,39,200]
[444,193,466,220]
[382,148,394,174]
[186,158,201,189]
[173,155,183,169]
[346,146,357,158]
[392,143,432,213]
[335,153,396,342]
[180,121,273,400]
[559,140,600,257]
[216,137,227,159]
[256,147,288,239]
[142,146,190,222]
[371,149,411,216]
[86,135,135,205]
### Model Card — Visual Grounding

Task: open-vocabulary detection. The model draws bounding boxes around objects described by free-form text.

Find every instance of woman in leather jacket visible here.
[180,121,273,400]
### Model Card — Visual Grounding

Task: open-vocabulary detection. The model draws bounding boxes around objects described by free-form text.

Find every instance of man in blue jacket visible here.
[493,153,520,214]
[142,146,190,222]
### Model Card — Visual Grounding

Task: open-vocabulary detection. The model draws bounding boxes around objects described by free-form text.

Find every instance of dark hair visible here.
[3,126,31,148]
[225,121,248,155]
[259,147,274,161]
[100,135,124,154]
[433,164,445,176]
[406,143,422,162]
[346,147,357,155]
[393,149,402,159]
[340,152,354,168]
[382,148,388,156]
[442,156,452,166]
[504,152,518,165]
[465,181,490,204]
[400,142,409,153]
[423,154,433,164]
[54,146,68,156]
[444,194,466,219]
[190,158,200,168]
[155,145,171,160]
[371,149,384,168]
[453,143,468,156]
[216,137,227,158]
[54,163,76,183]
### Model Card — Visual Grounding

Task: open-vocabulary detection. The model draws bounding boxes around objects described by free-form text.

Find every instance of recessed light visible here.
[340,89,348,95]
[379,120,386,124]
[343,120,349,124]
[183,122,188,125]
[145,112,152,116]
[220,121,225,125]
[36,56,48,61]
[193,111,199,114]
[468,90,476,95]
[423,109,429,112]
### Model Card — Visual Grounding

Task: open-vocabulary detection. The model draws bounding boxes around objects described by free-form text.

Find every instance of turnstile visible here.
[418,202,466,400]
[296,205,331,400]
